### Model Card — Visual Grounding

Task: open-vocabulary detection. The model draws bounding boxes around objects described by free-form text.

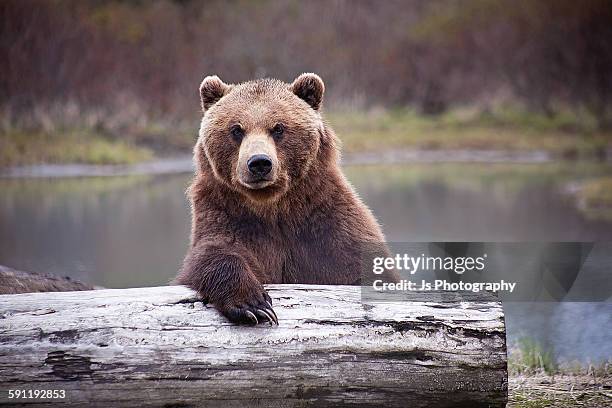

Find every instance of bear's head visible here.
[195,73,336,203]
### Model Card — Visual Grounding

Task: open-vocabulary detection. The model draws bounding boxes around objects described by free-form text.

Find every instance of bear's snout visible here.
[247,154,273,178]
[236,132,279,192]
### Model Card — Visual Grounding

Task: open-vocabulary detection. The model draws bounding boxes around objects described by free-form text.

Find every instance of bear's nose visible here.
[247,154,273,177]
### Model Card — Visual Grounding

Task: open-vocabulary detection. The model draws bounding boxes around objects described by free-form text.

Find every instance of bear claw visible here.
[265,303,279,324]
[245,310,259,325]
[220,299,278,326]
[256,308,276,325]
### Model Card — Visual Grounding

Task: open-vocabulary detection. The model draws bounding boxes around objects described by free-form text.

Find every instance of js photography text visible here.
[372,279,517,293]
[371,253,517,294]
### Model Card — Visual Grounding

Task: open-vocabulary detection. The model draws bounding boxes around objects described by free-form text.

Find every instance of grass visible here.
[0,130,153,167]
[507,337,611,407]
[509,337,558,375]
[328,107,610,158]
[509,336,611,377]
[509,382,611,408]
[1,106,610,167]
[508,369,611,408]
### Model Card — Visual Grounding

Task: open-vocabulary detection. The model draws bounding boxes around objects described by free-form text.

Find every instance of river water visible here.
[1,161,610,364]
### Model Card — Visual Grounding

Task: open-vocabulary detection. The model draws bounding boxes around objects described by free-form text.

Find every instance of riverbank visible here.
[509,374,611,407]
[0,264,97,294]
[507,337,611,406]
[1,108,610,168]
[3,150,612,221]
[0,156,194,178]
[331,108,610,160]
[0,149,568,178]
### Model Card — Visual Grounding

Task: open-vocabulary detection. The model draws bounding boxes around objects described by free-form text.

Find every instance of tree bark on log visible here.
[0,285,507,407]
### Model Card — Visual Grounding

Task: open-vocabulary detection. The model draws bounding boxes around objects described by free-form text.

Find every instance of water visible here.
[1,161,611,364]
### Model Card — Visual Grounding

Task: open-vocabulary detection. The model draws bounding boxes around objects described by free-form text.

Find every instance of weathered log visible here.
[0,264,96,295]
[0,285,507,407]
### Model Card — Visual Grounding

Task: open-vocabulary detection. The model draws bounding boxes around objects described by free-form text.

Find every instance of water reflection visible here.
[344,163,612,241]
[0,175,191,288]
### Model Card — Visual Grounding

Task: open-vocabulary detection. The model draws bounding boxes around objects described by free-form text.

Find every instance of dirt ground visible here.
[508,374,611,407]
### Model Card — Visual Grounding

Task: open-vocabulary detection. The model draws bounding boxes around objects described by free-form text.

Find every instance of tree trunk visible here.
[0,285,507,407]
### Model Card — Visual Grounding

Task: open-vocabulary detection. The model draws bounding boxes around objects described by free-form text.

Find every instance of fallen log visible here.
[0,264,96,295]
[0,285,507,407]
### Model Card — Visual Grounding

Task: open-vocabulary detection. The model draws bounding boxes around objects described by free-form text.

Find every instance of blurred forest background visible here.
[1,0,612,165]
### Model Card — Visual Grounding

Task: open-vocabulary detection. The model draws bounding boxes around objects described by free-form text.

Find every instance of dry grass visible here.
[507,337,611,406]
[1,106,610,167]
[509,374,611,407]
[0,130,153,167]
[328,108,610,158]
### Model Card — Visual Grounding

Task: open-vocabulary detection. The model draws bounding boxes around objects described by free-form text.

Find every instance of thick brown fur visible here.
[176,73,390,325]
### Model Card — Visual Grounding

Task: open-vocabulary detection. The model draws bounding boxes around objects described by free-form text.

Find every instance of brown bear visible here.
[176,73,389,325]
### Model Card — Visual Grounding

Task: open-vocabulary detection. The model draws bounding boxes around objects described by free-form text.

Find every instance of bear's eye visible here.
[271,123,284,139]
[230,124,244,142]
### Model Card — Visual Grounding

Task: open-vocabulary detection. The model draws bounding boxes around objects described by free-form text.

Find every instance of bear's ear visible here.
[199,75,230,111]
[290,73,325,110]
